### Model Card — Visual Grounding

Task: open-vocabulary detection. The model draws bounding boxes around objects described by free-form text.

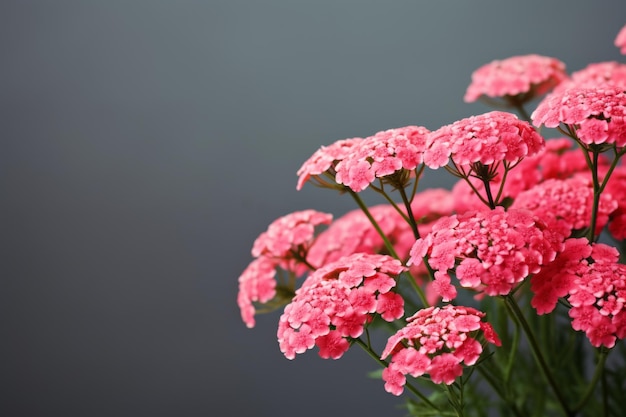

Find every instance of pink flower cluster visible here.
[251,209,333,263]
[334,126,430,192]
[277,253,406,360]
[531,239,626,348]
[237,257,279,328]
[237,210,332,328]
[511,176,617,236]
[424,111,544,171]
[380,305,501,395]
[409,207,564,301]
[464,54,567,103]
[615,23,626,54]
[307,204,414,268]
[605,166,626,239]
[532,87,626,147]
[296,137,364,190]
[555,62,626,92]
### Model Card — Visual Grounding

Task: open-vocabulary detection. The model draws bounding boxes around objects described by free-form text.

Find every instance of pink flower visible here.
[533,240,626,348]
[237,210,332,328]
[554,62,626,92]
[532,87,626,147]
[380,305,500,394]
[306,204,414,268]
[530,238,592,315]
[408,208,565,301]
[465,54,567,103]
[334,126,430,192]
[510,176,617,236]
[615,23,626,54]
[277,253,406,360]
[296,137,364,190]
[424,112,544,189]
[252,209,332,265]
[237,257,279,328]
[604,166,626,240]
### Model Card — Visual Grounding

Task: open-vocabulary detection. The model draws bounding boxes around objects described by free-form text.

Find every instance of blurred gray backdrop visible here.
[2,1,625,416]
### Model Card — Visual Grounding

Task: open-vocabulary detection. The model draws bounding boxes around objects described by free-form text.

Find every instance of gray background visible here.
[2,1,625,416]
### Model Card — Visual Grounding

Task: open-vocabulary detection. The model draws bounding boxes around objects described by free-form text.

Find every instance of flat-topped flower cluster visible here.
[237,22,626,417]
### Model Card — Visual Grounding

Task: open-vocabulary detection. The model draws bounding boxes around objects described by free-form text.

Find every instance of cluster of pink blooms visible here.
[277,253,406,359]
[380,305,501,395]
[238,22,626,403]
[616,24,626,54]
[334,126,430,192]
[306,204,414,268]
[464,54,567,103]
[408,207,564,301]
[296,137,363,190]
[238,209,332,328]
[511,176,617,236]
[532,86,626,147]
[604,165,626,239]
[555,61,626,92]
[423,111,544,173]
[531,239,626,348]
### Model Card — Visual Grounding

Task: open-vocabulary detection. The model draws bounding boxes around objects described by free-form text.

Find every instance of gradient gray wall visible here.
[2,1,625,416]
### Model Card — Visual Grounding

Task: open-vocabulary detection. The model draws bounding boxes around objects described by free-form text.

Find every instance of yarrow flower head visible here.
[380,305,501,395]
[511,175,617,236]
[604,165,626,240]
[237,257,279,328]
[306,204,414,269]
[615,23,626,55]
[531,239,626,348]
[425,111,544,169]
[408,207,564,301]
[334,126,430,192]
[237,210,332,328]
[251,209,332,263]
[532,86,626,148]
[277,253,406,360]
[296,137,364,190]
[554,62,626,92]
[464,54,567,104]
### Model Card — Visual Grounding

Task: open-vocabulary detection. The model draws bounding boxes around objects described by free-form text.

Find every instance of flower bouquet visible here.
[236,23,626,417]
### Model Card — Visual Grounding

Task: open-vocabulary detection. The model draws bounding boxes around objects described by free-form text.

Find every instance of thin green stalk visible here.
[349,190,400,259]
[503,296,573,417]
[398,185,420,239]
[513,102,532,124]
[476,366,524,417]
[480,175,496,209]
[588,150,601,242]
[349,189,429,306]
[573,349,608,413]
[353,337,441,411]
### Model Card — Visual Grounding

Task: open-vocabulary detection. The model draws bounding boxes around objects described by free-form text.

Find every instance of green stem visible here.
[503,296,573,416]
[353,337,441,411]
[349,189,429,306]
[398,185,420,240]
[588,150,601,243]
[573,349,608,413]
[476,366,524,417]
[513,102,532,123]
[349,190,400,259]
